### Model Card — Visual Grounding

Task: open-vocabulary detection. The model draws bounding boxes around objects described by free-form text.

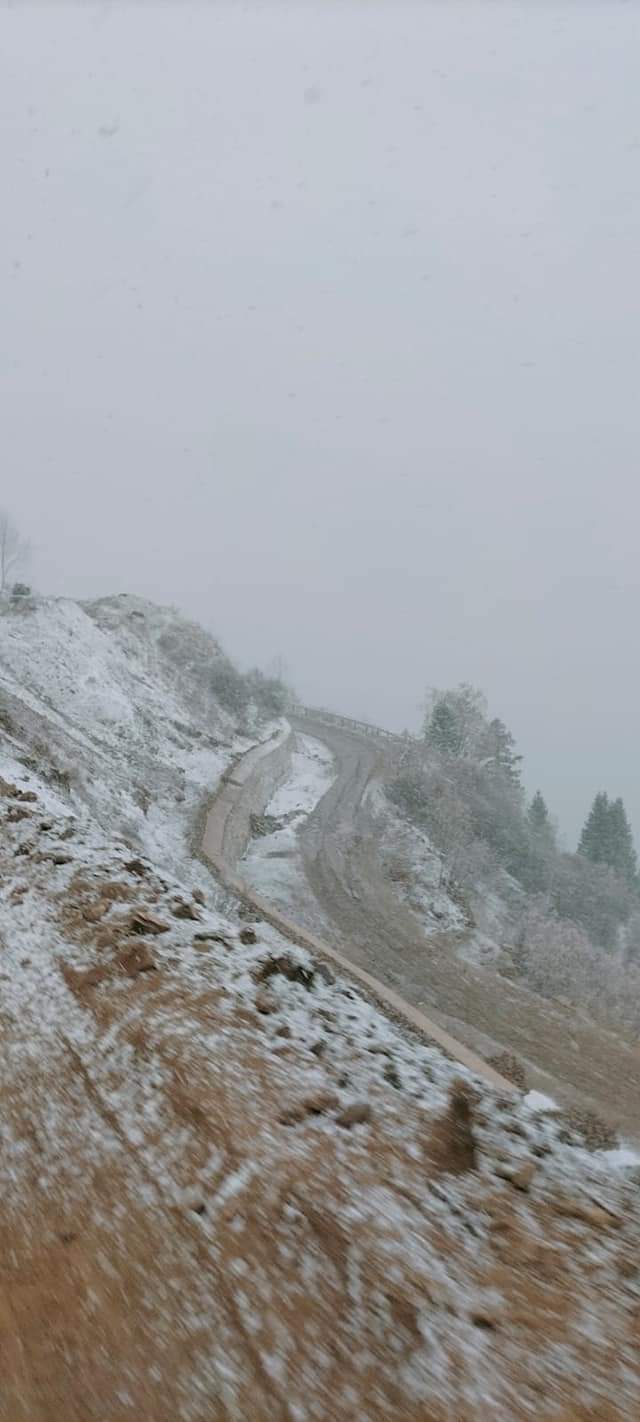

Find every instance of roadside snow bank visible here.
[524,1090,560,1114]
[265,734,336,819]
[242,734,336,929]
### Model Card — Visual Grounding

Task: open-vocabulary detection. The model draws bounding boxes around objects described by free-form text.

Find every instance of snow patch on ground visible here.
[524,1090,560,1114]
[242,733,336,932]
[266,734,335,819]
[600,1144,640,1171]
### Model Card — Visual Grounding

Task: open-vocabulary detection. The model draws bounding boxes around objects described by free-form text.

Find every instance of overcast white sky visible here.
[2,1,640,844]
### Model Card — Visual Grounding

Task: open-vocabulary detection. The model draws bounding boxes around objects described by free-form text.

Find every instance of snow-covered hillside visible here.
[365,780,470,935]
[1,594,640,1421]
[0,593,265,877]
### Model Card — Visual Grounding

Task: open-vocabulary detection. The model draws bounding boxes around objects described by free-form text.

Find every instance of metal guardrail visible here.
[294,704,416,745]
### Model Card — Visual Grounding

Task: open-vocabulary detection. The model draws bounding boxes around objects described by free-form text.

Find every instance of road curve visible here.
[292,716,640,1142]
[201,732,516,1094]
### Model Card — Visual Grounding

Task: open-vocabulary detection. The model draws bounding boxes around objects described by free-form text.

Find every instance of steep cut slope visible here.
[0,594,249,878]
[1,597,640,1421]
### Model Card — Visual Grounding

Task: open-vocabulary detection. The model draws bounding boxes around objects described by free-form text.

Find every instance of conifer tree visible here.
[425,699,462,756]
[578,792,637,883]
[423,685,487,758]
[528,790,550,834]
[607,797,637,885]
[578,792,610,865]
[483,717,523,787]
[526,790,556,865]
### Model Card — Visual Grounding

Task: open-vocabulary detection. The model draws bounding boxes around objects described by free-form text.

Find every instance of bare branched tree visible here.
[0,510,30,593]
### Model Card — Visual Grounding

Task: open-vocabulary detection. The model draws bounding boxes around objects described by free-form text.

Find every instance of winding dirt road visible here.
[292,716,640,1142]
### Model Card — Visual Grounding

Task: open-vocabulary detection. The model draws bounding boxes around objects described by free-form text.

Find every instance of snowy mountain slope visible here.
[0,594,263,878]
[364,779,469,935]
[1,594,640,1421]
[2,594,224,738]
[365,778,529,969]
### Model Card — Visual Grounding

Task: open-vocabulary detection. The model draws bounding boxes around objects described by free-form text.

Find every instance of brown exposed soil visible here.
[488,1051,528,1090]
[2,758,640,1420]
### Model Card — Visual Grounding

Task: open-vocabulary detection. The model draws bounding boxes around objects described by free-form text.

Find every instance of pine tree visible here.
[607,797,637,885]
[526,790,556,859]
[483,717,523,787]
[423,685,486,758]
[578,792,611,865]
[577,792,637,882]
[528,790,550,833]
[425,699,463,756]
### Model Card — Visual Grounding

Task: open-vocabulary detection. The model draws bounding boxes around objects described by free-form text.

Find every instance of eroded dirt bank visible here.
[2,656,639,1421]
[6,766,640,1422]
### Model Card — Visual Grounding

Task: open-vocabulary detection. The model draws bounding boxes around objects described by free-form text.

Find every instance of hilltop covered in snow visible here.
[0,593,265,877]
